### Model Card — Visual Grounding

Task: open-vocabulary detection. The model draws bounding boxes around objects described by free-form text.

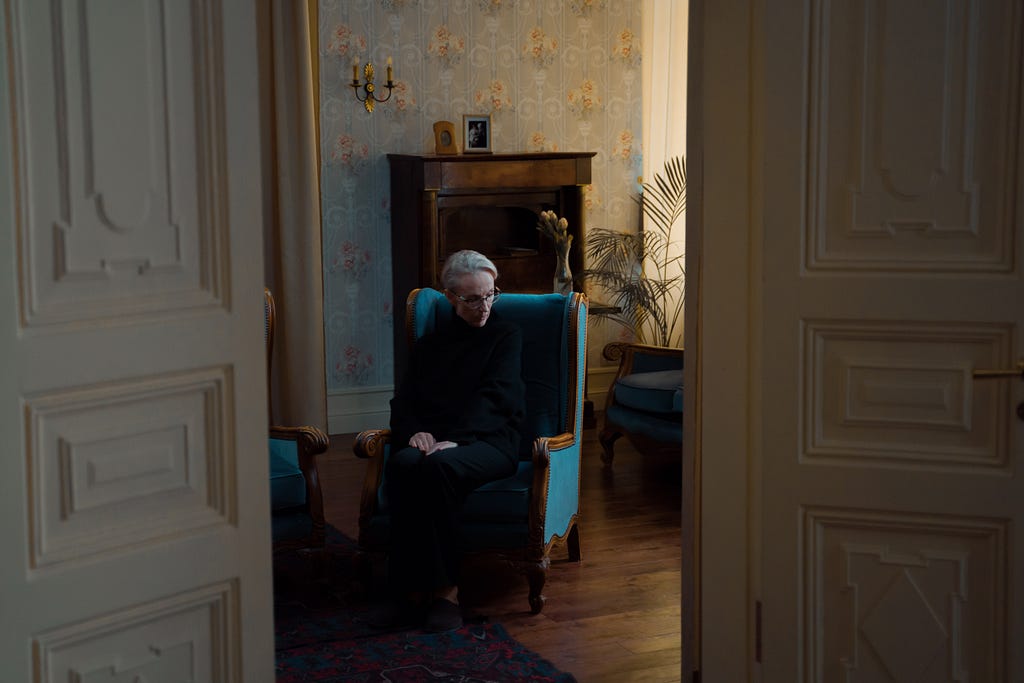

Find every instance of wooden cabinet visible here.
[388,152,595,382]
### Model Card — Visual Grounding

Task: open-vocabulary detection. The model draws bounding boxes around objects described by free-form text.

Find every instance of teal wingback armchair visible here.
[354,288,588,613]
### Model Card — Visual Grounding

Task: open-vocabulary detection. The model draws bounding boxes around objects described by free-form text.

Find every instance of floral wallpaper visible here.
[318,0,644,392]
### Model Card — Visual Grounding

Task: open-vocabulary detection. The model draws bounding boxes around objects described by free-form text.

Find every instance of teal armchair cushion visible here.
[269,438,306,511]
[613,369,683,414]
[372,454,532,523]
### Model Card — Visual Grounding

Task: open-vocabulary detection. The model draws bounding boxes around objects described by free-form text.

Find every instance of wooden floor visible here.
[319,423,683,682]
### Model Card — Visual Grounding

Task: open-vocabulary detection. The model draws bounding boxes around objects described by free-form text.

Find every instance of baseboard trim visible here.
[327,386,393,435]
[586,366,617,412]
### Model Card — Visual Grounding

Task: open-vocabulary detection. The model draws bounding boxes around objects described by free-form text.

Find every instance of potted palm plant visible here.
[581,155,686,348]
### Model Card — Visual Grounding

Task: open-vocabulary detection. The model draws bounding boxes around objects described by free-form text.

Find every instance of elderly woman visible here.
[383,249,525,632]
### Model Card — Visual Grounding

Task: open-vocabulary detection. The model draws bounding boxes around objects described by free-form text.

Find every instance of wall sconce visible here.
[350,57,394,113]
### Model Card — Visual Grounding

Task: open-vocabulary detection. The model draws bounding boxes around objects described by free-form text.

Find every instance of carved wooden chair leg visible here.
[524,556,551,614]
[598,428,621,466]
[567,523,582,562]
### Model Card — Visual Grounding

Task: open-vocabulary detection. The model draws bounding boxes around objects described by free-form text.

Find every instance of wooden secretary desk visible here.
[387,151,595,383]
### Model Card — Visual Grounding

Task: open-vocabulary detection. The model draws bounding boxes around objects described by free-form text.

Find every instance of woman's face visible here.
[446,270,496,327]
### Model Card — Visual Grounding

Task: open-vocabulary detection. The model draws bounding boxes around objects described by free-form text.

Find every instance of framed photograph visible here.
[462,114,492,153]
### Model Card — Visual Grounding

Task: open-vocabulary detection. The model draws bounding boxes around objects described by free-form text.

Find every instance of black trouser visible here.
[385,440,517,594]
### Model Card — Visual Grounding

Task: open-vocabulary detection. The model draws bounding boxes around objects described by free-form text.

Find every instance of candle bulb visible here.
[352,57,359,83]
[386,56,393,83]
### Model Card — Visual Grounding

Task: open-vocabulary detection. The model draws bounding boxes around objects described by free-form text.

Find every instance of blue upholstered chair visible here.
[353,288,588,614]
[598,342,683,466]
[269,425,328,552]
[265,288,330,554]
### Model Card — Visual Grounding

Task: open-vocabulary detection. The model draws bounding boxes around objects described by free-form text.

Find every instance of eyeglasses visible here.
[451,288,501,309]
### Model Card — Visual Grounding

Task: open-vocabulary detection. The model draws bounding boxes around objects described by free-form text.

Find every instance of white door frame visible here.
[687,0,760,679]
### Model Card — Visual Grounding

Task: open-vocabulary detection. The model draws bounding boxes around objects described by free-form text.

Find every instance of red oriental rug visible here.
[275,621,574,682]
[273,527,576,682]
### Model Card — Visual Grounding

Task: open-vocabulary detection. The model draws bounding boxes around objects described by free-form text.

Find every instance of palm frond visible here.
[581,155,686,348]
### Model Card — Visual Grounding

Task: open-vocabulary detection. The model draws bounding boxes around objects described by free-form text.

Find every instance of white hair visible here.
[440,250,498,290]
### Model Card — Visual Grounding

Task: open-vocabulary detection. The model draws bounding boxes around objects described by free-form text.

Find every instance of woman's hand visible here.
[409,431,437,452]
[408,432,458,455]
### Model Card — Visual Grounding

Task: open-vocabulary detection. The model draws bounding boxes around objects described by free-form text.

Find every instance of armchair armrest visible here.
[531,432,575,468]
[354,428,391,459]
[270,424,329,454]
[353,429,391,531]
[529,431,582,558]
[269,425,328,490]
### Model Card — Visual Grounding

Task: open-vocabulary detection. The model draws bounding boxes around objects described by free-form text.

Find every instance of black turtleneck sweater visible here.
[389,311,525,460]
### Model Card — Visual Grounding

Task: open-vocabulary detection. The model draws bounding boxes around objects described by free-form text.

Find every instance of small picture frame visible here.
[462,114,492,153]
[433,120,458,154]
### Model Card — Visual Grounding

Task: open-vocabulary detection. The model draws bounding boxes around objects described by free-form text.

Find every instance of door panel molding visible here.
[802,319,1012,470]
[804,507,1006,682]
[7,0,230,327]
[805,0,1020,272]
[24,365,235,573]
[32,580,240,682]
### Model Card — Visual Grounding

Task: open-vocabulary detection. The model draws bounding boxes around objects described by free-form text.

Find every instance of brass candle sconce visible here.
[349,57,395,113]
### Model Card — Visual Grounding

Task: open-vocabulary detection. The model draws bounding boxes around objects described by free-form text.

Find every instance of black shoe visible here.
[366,598,424,629]
[423,598,463,633]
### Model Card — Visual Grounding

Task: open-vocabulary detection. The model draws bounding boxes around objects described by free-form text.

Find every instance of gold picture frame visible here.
[433,120,458,154]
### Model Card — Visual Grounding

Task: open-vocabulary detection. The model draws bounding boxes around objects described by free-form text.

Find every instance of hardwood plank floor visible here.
[318,423,683,682]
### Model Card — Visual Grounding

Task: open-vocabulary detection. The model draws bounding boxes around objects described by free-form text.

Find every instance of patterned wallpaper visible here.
[317,0,644,393]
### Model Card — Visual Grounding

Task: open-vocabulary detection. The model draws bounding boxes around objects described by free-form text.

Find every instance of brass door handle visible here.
[972,360,1024,380]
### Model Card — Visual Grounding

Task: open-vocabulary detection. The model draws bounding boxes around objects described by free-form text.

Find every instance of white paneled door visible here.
[0,1,274,680]
[698,0,1023,680]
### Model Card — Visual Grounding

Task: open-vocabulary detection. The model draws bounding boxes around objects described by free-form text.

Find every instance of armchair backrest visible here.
[406,289,589,458]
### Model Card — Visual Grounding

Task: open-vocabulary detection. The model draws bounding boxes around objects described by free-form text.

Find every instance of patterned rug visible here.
[273,527,576,682]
